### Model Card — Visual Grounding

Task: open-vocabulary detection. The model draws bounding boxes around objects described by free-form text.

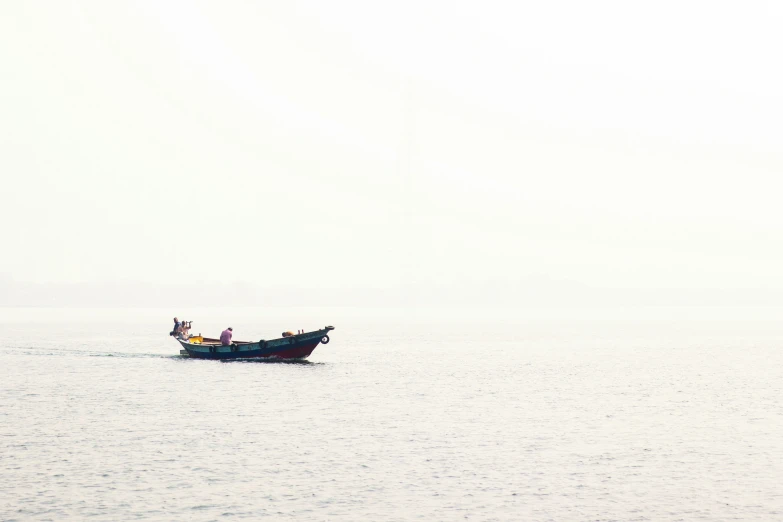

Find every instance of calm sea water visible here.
[1,307,782,521]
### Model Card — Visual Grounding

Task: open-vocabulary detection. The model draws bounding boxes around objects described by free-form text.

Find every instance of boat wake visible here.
[7,346,179,359]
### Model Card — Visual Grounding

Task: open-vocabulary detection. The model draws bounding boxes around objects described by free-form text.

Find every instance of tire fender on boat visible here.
[259,340,267,350]
[288,337,296,345]
[321,335,330,345]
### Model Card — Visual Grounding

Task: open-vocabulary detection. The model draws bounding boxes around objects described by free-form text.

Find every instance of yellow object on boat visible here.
[189,336,203,344]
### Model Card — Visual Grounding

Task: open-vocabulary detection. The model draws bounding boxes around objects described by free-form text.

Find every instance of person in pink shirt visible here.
[220,327,233,346]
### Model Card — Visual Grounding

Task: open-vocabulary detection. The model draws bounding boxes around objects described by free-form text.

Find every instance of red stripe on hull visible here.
[250,342,320,359]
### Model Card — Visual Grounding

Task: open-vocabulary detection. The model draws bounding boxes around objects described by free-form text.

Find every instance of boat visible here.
[176,326,335,360]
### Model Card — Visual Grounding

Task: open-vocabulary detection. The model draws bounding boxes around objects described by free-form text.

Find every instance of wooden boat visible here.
[176,326,335,360]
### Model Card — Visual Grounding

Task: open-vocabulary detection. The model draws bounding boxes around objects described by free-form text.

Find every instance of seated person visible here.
[220,327,233,346]
[171,317,181,336]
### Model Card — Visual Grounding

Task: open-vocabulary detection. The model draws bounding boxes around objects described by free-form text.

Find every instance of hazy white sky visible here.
[2,1,782,298]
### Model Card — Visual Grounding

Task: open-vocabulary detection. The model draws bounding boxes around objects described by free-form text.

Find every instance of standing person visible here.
[179,321,191,339]
[220,327,233,346]
[182,319,193,339]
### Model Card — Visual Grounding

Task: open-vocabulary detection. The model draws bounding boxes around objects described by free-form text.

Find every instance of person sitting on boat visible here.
[220,327,233,346]
[170,317,181,336]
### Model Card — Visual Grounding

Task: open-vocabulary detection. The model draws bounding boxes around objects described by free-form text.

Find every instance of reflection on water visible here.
[218,358,321,365]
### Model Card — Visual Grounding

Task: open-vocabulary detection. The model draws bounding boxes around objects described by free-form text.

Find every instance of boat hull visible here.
[177,327,333,360]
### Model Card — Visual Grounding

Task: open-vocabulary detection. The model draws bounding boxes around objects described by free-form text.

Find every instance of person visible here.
[180,321,191,339]
[171,317,181,336]
[220,327,233,346]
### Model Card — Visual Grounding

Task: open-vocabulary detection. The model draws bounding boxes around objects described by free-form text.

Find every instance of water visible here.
[1,307,782,521]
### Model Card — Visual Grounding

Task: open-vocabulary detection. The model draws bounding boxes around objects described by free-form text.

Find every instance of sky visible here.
[1,1,782,306]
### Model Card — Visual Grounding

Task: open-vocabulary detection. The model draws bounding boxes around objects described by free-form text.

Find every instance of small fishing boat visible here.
[176,326,335,360]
